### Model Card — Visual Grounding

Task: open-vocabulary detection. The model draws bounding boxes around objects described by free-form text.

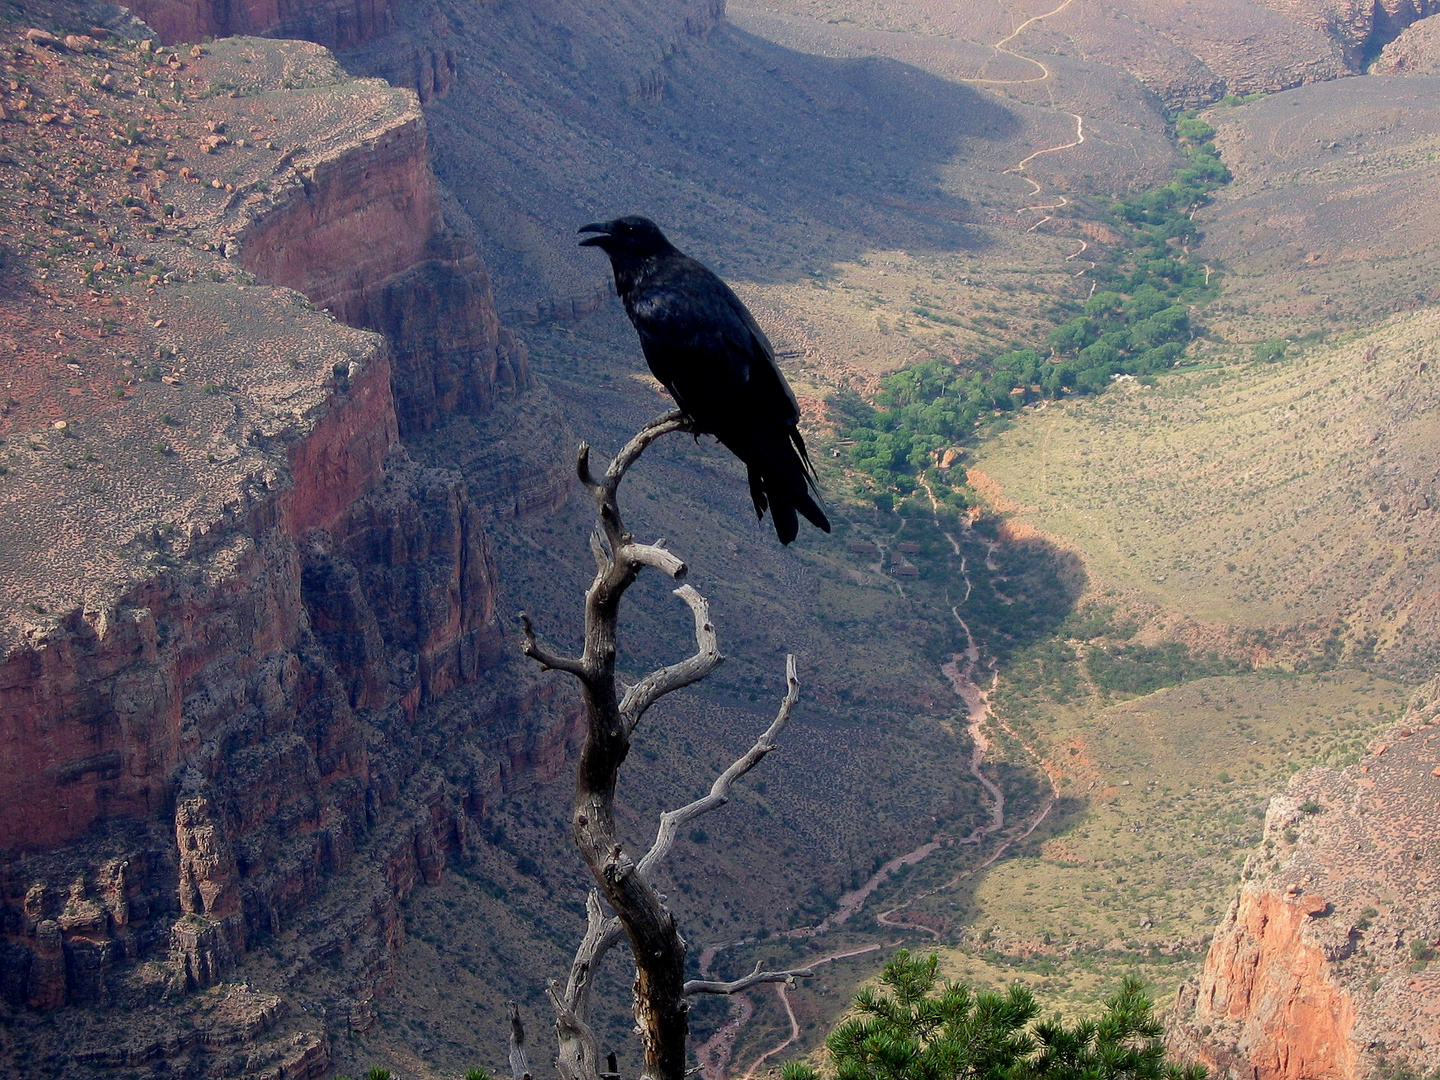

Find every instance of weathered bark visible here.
[519,412,810,1080]
[509,1001,535,1080]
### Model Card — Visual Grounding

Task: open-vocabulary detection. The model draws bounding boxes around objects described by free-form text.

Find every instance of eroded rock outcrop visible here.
[0,28,566,1073]
[125,0,396,51]
[232,72,528,433]
[1373,12,1440,71]
[1256,0,1440,65]
[1172,677,1440,1077]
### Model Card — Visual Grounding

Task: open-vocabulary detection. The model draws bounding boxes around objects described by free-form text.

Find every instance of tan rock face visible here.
[1172,678,1440,1078]
[1181,885,1358,1080]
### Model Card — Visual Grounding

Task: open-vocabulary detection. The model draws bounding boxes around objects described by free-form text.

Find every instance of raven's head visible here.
[578,216,676,256]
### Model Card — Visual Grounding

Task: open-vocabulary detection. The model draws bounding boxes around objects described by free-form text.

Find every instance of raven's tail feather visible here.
[735,428,831,545]
[747,468,769,521]
[773,500,800,546]
[794,487,831,532]
[765,484,828,545]
[749,470,830,546]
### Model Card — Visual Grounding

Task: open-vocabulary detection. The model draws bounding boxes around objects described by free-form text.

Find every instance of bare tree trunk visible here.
[520,413,811,1080]
[509,1001,534,1080]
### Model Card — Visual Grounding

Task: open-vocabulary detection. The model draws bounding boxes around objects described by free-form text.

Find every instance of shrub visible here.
[782,950,1206,1080]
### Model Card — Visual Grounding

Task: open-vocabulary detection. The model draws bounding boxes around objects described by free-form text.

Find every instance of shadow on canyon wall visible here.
[345,2,1020,307]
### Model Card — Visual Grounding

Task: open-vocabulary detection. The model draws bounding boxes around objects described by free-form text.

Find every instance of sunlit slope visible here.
[731,0,1355,107]
[928,670,1409,1017]
[970,311,1440,675]
[1201,76,1440,340]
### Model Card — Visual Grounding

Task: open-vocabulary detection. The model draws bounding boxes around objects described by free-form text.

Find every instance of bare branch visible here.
[620,542,688,580]
[620,585,724,732]
[577,441,598,490]
[519,612,586,676]
[564,891,625,1013]
[638,655,799,879]
[550,891,626,1080]
[508,1002,534,1080]
[602,411,689,493]
[684,961,815,996]
[521,412,806,1080]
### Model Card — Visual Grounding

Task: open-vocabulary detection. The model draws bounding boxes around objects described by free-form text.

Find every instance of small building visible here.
[896,541,921,554]
[890,562,920,577]
[849,542,880,556]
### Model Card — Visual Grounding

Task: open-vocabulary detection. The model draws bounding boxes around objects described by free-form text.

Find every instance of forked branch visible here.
[639,655,799,879]
[518,412,808,1080]
[683,960,816,997]
[548,890,623,1080]
[619,585,723,733]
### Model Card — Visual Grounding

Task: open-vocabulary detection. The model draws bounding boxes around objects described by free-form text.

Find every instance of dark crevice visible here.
[1360,0,1429,69]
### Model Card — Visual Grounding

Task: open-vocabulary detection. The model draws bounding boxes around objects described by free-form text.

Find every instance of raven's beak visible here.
[578,221,612,247]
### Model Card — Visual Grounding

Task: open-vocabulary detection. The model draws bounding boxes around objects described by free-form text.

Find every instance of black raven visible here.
[579,216,831,545]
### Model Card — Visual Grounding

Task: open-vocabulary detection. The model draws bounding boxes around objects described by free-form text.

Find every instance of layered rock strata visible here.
[124,0,396,52]
[0,28,561,1074]
[1171,678,1440,1078]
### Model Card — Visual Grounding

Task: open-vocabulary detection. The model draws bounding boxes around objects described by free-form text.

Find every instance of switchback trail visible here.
[966,0,1081,87]
[699,509,1059,1074]
[960,0,1093,264]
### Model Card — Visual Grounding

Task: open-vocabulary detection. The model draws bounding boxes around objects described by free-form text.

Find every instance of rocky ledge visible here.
[0,23,569,1078]
[1171,677,1440,1079]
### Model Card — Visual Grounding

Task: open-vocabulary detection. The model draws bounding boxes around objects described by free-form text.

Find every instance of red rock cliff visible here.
[0,347,394,854]
[0,39,563,1064]
[1172,677,1440,1077]
[234,60,527,434]
[126,0,395,50]
[1176,885,1359,1080]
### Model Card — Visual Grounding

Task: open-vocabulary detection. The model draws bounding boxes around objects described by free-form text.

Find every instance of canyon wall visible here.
[124,0,396,51]
[1172,677,1440,1077]
[0,32,571,1074]
[1256,0,1440,64]
[233,78,527,435]
[1373,12,1440,72]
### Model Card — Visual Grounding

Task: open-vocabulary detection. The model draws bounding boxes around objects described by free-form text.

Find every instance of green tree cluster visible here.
[1085,641,1248,697]
[836,113,1231,507]
[781,951,1206,1080]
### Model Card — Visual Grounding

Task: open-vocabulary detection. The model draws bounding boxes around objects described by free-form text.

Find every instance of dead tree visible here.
[517,410,813,1080]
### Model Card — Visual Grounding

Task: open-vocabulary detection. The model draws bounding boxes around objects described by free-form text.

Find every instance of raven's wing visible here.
[625,255,800,430]
[623,253,830,542]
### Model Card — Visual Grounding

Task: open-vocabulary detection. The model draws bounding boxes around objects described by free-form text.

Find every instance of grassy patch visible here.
[967,309,1440,666]
[918,669,1409,1016]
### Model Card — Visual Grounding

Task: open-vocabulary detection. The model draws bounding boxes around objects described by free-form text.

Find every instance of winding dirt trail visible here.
[734,945,887,1080]
[699,12,1088,1068]
[958,0,1094,267]
[966,0,1079,85]
[695,942,758,1080]
[705,504,1061,1071]
[698,943,889,1080]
